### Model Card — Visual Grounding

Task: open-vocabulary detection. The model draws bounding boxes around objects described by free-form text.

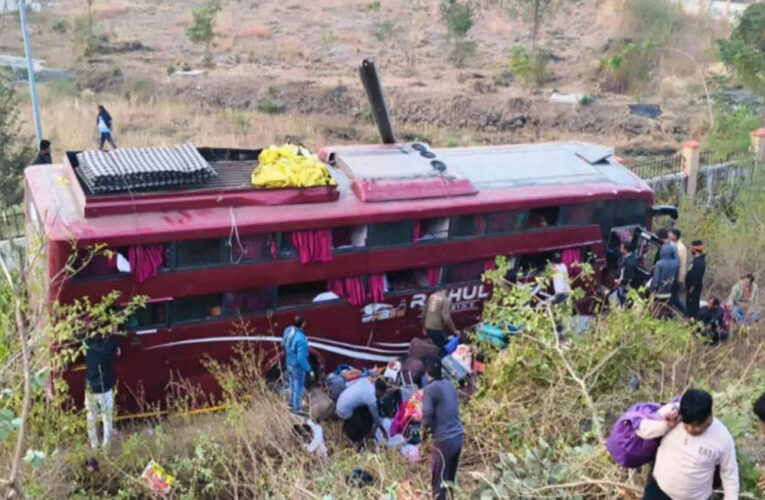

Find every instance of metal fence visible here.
[626,154,684,179]
[698,147,752,168]
[0,208,24,241]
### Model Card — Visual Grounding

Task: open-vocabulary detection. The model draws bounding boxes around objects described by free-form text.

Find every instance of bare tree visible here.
[486,0,563,49]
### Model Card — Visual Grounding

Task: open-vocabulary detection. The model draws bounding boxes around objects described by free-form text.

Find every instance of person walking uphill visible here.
[685,240,706,319]
[85,333,121,449]
[423,361,464,500]
[423,288,458,352]
[97,104,117,151]
[639,389,739,500]
[282,315,312,414]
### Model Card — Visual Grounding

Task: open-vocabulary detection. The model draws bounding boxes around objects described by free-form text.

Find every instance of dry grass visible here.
[92,1,129,20]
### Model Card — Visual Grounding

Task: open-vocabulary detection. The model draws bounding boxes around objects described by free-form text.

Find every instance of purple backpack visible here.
[606,402,663,468]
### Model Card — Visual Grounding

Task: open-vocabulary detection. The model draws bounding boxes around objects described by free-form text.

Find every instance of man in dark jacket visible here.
[616,242,640,304]
[698,297,727,344]
[423,361,464,500]
[85,333,121,448]
[686,240,706,319]
[33,139,52,165]
[651,244,679,317]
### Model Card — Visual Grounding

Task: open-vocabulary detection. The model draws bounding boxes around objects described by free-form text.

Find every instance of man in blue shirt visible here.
[282,315,312,414]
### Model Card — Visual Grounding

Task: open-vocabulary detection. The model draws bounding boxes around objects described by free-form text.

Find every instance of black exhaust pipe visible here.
[359,58,396,145]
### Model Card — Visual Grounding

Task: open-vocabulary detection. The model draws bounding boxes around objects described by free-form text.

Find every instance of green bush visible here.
[718,4,765,96]
[440,0,475,67]
[51,19,70,34]
[509,45,551,86]
[704,106,760,161]
[372,17,397,43]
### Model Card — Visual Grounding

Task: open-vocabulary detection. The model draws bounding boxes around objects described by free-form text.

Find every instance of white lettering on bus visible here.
[462,285,477,300]
[449,288,462,302]
[410,294,427,309]
[478,284,489,299]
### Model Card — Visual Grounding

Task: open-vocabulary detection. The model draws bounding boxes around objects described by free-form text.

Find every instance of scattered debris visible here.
[550,92,586,104]
[140,460,175,496]
[628,104,662,120]
[171,69,206,77]
[0,55,68,81]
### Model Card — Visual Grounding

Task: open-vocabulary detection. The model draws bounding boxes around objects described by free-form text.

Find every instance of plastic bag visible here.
[252,144,337,189]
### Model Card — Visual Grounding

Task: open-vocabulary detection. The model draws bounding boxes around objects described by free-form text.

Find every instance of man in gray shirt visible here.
[335,377,387,447]
[423,361,464,500]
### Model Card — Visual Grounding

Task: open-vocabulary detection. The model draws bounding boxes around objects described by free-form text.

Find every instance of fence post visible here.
[749,127,765,164]
[682,141,700,197]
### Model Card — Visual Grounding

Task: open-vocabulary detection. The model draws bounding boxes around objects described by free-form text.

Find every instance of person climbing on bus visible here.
[281,315,312,414]
[423,288,458,353]
[33,139,52,165]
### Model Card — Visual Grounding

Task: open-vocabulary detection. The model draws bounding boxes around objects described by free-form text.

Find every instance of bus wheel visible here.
[265,360,288,395]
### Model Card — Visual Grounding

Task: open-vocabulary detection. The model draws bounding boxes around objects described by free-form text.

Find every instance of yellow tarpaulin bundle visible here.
[251,144,337,189]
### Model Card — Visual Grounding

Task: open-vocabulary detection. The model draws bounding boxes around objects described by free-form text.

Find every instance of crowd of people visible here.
[615,226,760,343]
[281,289,467,500]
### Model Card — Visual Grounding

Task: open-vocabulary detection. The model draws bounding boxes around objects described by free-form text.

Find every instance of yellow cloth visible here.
[251,144,337,188]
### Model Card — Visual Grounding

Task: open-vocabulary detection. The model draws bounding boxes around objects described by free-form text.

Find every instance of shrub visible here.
[509,45,550,86]
[440,0,475,67]
[186,0,221,67]
[718,3,765,96]
[372,17,397,43]
[703,106,760,161]
[51,19,69,34]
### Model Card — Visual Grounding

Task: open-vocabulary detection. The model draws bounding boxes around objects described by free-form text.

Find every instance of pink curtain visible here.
[291,230,333,264]
[368,274,386,303]
[270,234,278,259]
[427,267,441,287]
[413,220,421,244]
[128,244,165,283]
[328,276,367,306]
[484,259,496,271]
[561,247,581,276]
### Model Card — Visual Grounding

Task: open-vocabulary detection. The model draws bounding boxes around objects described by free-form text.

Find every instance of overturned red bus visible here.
[23,61,670,417]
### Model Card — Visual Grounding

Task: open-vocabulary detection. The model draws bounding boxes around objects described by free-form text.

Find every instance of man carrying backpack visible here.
[282,315,312,414]
[638,389,739,500]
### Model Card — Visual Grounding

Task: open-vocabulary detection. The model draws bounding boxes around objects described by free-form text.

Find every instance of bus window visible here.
[280,233,297,257]
[486,210,528,234]
[126,301,169,331]
[614,199,648,226]
[277,280,334,308]
[75,247,131,277]
[517,252,553,279]
[332,225,368,250]
[386,268,431,292]
[443,260,487,284]
[451,214,487,238]
[416,217,450,241]
[227,234,273,263]
[369,220,416,248]
[560,204,596,226]
[176,239,222,268]
[224,287,272,314]
[173,294,224,323]
[529,207,559,228]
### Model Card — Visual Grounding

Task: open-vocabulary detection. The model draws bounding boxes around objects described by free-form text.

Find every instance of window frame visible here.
[172,238,226,270]
[274,279,343,310]
[331,224,369,253]
[125,299,171,332]
[485,209,529,235]
[384,267,439,295]
[368,220,416,249]
[171,293,225,325]
[449,213,487,240]
[442,260,488,286]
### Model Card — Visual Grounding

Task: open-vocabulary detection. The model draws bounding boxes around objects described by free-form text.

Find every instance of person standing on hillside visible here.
[423,288,458,353]
[85,331,121,449]
[650,244,679,317]
[728,274,760,325]
[686,240,707,319]
[422,361,464,500]
[33,139,52,165]
[97,104,118,151]
[668,229,688,311]
[281,315,312,414]
[639,389,739,500]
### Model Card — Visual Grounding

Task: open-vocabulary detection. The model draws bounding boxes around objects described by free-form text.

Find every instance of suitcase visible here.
[441,355,469,384]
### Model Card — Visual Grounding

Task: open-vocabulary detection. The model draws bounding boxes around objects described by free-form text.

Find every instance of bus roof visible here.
[25,141,653,246]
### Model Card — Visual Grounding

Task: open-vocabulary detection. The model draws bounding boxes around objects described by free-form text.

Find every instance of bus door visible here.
[630,227,663,287]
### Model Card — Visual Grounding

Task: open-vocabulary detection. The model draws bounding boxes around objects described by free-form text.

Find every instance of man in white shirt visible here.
[550,252,570,303]
[639,389,739,500]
